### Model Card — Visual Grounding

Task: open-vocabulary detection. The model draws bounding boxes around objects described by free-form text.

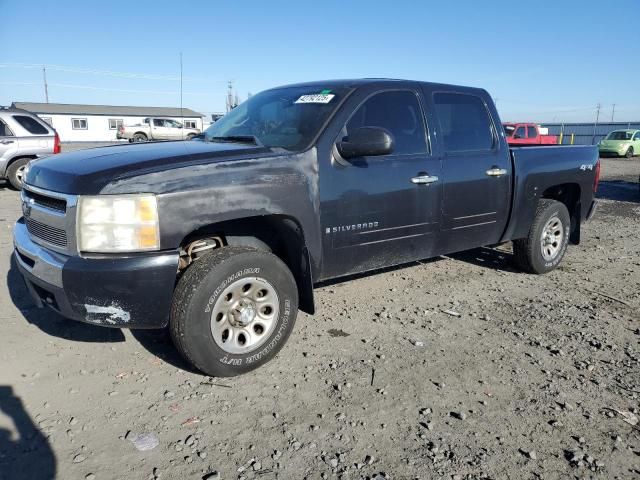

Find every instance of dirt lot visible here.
[0,157,639,480]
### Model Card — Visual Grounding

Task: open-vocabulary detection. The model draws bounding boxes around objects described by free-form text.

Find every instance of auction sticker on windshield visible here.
[295,93,335,104]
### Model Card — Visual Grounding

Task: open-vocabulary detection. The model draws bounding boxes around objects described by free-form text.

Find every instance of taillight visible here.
[593,158,600,193]
[53,132,61,154]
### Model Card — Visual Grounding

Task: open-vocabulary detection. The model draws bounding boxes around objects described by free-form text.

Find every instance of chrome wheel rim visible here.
[15,165,26,184]
[210,277,279,354]
[540,216,564,261]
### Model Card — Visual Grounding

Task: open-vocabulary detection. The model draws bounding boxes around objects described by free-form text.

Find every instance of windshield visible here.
[606,131,632,140]
[203,86,349,151]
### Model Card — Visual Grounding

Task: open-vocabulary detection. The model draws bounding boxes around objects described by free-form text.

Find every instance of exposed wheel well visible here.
[5,155,37,173]
[178,215,315,314]
[541,183,581,244]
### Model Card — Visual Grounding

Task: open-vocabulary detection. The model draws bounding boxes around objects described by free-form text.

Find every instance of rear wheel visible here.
[513,199,570,274]
[625,147,634,158]
[6,158,30,190]
[133,133,148,142]
[170,246,298,377]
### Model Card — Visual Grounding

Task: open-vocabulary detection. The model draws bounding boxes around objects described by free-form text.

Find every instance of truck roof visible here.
[265,78,489,96]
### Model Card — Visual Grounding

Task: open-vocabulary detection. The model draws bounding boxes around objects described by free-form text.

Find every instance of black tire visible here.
[6,158,30,190]
[186,133,196,141]
[625,147,634,159]
[513,199,570,274]
[170,246,298,377]
[133,133,148,142]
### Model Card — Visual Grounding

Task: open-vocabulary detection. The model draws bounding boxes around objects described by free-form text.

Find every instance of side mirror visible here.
[337,127,394,159]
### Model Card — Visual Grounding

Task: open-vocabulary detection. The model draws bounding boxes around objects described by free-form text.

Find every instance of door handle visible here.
[1,140,15,145]
[486,168,507,177]
[411,174,439,185]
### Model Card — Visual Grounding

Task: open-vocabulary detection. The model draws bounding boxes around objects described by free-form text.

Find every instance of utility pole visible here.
[179,52,183,119]
[226,80,234,113]
[592,103,601,145]
[42,66,49,103]
[611,104,616,122]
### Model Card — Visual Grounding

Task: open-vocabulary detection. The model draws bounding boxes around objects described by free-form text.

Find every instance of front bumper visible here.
[13,218,180,328]
[598,148,626,157]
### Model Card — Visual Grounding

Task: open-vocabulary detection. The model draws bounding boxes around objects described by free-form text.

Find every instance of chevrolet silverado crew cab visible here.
[13,79,600,377]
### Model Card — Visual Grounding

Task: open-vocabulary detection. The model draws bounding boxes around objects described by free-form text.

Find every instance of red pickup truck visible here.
[504,123,558,145]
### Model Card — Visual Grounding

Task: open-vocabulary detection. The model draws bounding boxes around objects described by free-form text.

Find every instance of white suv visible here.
[0,108,61,189]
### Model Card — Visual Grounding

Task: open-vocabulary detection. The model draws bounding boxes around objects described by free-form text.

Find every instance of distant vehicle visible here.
[0,107,61,190]
[598,130,640,158]
[503,123,558,145]
[14,79,600,378]
[117,117,200,142]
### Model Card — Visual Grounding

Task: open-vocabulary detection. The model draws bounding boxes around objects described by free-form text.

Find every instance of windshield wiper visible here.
[208,135,263,146]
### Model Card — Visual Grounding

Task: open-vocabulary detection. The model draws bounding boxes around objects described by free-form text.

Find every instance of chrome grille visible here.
[25,217,68,247]
[23,189,67,213]
[21,185,78,254]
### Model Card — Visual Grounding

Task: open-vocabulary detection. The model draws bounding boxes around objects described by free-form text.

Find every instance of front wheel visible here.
[170,246,298,377]
[513,199,570,274]
[625,147,634,159]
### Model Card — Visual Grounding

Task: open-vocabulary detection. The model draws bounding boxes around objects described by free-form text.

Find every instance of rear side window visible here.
[346,90,427,155]
[526,126,537,138]
[0,120,14,136]
[12,115,49,135]
[433,93,495,153]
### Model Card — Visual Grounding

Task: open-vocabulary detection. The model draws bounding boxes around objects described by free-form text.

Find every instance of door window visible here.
[634,132,640,141]
[514,126,526,139]
[434,93,495,152]
[153,119,166,127]
[345,90,428,155]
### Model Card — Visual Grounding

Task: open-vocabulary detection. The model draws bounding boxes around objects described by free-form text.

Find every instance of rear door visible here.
[526,125,539,143]
[428,90,512,254]
[319,87,442,279]
[0,119,19,171]
[151,118,169,140]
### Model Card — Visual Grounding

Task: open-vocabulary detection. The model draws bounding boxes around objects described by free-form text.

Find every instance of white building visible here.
[11,102,205,142]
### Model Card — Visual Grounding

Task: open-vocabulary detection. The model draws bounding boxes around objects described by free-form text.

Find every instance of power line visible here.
[0,63,226,83]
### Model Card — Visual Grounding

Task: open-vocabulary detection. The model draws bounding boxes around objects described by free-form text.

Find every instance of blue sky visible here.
[1,0,638,123]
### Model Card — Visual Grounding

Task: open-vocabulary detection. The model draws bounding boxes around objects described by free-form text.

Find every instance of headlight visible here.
[77,194,160,252]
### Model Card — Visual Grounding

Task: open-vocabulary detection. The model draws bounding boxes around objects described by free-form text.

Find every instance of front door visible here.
[319,89,442,279]
[430,91,512,254]
[633,131,640,155]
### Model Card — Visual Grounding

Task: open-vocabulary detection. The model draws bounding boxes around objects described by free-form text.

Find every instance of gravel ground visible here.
[0,157,639,480]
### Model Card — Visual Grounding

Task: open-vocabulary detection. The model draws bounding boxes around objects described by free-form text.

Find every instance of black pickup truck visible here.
[13,79,600,377]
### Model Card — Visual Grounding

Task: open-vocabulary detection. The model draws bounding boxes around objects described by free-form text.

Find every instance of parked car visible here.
[0,107,60,190]
[14,79,599,377]
[598,129,640,158]
[503,123,558,145]
[117,117,200,142]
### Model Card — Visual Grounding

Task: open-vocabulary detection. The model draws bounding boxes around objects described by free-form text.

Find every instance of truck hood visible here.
[25,141,272,195]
